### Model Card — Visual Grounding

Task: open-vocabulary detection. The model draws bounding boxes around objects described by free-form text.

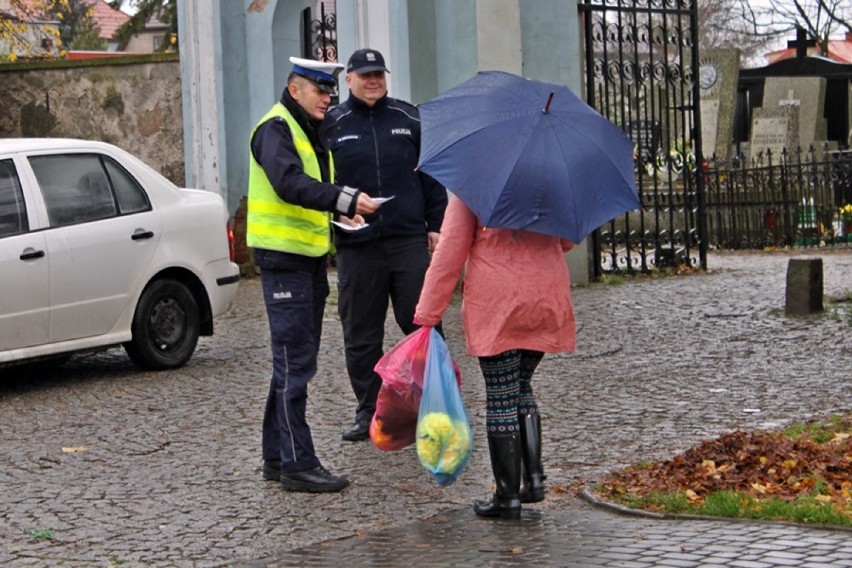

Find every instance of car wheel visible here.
[125,279,199,370]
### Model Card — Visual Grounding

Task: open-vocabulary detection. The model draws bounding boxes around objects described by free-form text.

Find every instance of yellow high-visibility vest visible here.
[246,103,334,256]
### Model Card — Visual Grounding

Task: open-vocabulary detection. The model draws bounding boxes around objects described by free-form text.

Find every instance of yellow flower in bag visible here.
[416,412,472,474]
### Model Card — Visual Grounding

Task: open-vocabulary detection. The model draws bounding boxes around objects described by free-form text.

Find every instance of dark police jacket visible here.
[320,93,447,247]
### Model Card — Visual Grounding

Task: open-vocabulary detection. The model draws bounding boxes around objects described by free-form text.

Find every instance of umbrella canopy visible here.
[417,71,641,242]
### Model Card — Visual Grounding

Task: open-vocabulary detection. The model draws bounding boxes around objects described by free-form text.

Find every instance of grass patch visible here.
[26,529,54,540]
[784,413,850,443]
[599,274,624,286]
[595,412,852,527]
[596,263,700,285]
[825,291,852,327]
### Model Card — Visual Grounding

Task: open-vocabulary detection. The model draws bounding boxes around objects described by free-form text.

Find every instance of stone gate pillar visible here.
[178,0,222,198]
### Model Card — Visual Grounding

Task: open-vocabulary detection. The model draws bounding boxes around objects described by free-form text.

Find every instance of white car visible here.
[0,138,240,370]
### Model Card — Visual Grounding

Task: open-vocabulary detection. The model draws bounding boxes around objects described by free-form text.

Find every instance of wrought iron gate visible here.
[579,0,706,276]
[301,3,339,104]
[301,3,337,63]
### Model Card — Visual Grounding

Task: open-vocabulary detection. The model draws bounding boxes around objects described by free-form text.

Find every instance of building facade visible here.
[177,0,589,281]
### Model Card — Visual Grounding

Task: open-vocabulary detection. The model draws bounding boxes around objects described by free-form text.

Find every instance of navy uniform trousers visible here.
[336,235,431,424]
[260,261,329,473]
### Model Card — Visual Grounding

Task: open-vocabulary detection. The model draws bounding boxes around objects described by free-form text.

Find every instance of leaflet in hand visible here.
[331,220,370,232]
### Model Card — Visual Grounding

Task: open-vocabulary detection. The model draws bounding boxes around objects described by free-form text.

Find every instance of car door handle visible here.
[20,247,46,260]
[131,230,155,241]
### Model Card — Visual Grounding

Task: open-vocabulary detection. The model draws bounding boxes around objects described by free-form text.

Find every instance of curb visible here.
[579,485,852,533]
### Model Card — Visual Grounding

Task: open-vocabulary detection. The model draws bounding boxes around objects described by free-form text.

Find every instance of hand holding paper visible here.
[332,220,369,232]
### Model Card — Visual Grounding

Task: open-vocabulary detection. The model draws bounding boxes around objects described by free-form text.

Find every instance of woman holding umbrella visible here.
[413,195,576,520]
[413,71,637,518]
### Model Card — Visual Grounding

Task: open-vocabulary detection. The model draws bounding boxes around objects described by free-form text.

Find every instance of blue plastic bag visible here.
[415,328,473,486]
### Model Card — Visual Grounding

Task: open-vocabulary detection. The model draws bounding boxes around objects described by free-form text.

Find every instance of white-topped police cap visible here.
[289,56,344,94]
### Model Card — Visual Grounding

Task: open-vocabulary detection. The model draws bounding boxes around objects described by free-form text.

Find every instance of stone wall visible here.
[0,55,185,185]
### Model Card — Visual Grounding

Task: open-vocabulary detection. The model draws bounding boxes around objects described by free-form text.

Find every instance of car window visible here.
[30,154,118,227]
[104,157,150,214]
[0,159,28,238]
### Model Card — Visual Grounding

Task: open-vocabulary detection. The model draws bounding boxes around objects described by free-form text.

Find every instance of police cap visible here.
[289,56,344,94]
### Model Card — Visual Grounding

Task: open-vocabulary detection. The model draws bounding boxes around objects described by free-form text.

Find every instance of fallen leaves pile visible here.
[597,419,852,514]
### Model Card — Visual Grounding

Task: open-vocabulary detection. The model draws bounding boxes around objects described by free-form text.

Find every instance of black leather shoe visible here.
[279,465,350,493]
[342,419,370,441]
[263,460,281,481]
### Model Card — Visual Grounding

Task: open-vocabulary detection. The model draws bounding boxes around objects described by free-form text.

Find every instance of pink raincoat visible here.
[414,196,575,357]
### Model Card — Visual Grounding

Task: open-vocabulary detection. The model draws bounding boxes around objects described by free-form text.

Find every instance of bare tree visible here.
[697,0,779,66]
[731,0,851,60]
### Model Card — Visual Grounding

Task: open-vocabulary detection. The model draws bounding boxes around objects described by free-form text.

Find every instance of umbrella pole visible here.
[543,92,554,114]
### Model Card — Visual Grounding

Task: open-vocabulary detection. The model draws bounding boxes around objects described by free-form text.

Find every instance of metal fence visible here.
[704,146,852,249]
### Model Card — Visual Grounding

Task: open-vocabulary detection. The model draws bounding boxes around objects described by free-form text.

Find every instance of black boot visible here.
[519,410,545,503]
[473,433,522,520]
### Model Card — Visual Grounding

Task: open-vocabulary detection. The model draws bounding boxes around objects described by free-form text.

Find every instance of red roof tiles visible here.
[90,0,129,41]
[765,32,852,65]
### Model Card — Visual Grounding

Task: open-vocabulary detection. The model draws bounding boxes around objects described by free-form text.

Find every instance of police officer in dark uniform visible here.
[248,57,379,492]
[320,49,448,442]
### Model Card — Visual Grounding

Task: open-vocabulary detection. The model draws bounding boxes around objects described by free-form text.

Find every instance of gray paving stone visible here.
[728,561,774,568]
[1,250,851,567]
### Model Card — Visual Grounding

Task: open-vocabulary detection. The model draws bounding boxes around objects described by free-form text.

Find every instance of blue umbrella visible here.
[417,71,641,242]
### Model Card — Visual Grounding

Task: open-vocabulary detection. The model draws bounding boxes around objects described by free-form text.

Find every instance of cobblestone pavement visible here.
[1,249,850,567]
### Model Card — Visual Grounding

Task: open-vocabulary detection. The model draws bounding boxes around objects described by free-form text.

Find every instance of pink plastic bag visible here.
[370,327,430,451]
[370,327,461,451]
[374,327,431,400]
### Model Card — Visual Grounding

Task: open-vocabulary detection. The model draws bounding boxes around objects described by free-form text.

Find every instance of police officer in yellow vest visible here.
[248,57,379,493]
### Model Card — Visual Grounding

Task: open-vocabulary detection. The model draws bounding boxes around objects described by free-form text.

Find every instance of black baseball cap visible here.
[346,49,390,74]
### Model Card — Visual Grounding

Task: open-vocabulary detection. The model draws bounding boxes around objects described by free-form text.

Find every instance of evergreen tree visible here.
[108,0,176,52]
[70,16,106,51]
[54,0,101,50]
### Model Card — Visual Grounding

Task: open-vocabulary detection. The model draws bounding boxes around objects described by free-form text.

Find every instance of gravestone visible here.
[762,76,827,150]
[698,49,740,164]
[625,119,662,173]
[749,108,799,162]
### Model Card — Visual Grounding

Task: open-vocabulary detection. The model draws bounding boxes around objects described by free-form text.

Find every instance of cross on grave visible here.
[779,89,800,107]
[787,27,817,60]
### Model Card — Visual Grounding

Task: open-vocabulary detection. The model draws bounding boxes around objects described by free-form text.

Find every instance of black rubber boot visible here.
[473,433,522,520]
[519,410,545,503]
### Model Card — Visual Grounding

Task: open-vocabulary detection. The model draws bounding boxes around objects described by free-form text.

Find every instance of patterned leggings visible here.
[478,349,544,434]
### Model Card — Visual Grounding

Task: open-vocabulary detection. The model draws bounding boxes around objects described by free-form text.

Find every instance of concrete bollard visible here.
[785,258,823,315]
